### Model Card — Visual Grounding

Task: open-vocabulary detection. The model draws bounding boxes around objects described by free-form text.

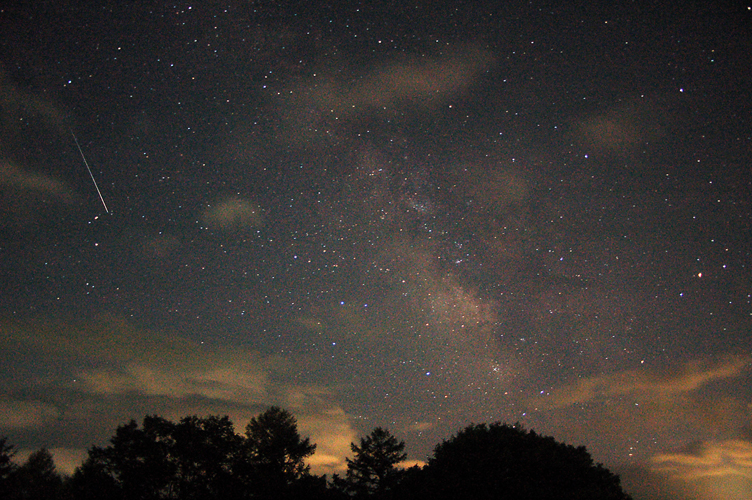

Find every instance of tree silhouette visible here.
[67,408,321,500]
[66,453,124,500]
[10,412,635,500]
[8,448,63,500]
[335,427,407,499]
[240,406,317,499]
[70,415,244,500]
[0,437,16,498]
[93,416,177,499]
[413,422,632,500]
[168,415,243,499]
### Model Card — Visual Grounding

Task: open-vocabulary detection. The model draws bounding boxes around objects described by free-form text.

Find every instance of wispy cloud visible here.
[652,440,752,480]
[648,440,752,500]
[0,161,75,227]
[277,46,494,144]
[0,400,60,429]
[313,46,494,112]
[0,162,72,196]
[545,355,750,409]
[0,317,358,475]
[573,96,673,153]
[201,196,263,231]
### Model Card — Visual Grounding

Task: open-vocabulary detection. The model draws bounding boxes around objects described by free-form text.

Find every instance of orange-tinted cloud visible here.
[652,440,752,479]
[0,162,72,196]
[0,400,60,429]
[298,406,357,475]
[545,355,750,409]
[650,440,752,500]
[0,317,359,475]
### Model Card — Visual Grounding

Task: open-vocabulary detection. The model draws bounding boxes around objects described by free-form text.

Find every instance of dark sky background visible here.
[1,1,751,499]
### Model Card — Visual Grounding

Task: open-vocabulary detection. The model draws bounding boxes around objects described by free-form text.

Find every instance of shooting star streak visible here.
[72,132,109,213]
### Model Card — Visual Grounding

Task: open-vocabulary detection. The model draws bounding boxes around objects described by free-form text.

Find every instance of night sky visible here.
[1,2,751,499]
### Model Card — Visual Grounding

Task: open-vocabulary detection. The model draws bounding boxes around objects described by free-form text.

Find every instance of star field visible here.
[1,2,751,499]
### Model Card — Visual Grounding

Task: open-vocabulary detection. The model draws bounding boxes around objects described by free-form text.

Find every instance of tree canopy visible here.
[243,406,316,480]
[7,448,63,500]
[1,413,633,500]
[0,437,16,498]
[70,414,242,500]
[412,422,632,500]
[335,427,407,499]
[68,409,316,500]
[240,406,317,499]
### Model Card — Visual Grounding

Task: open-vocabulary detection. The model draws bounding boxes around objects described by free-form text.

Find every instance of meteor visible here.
[72,131,109,213]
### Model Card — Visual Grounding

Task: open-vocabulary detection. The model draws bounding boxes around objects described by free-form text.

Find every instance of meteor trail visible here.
[72,132,109,213]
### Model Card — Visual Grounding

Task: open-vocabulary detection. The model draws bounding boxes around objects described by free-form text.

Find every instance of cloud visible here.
[201,196,263,231]
[408,421,435,432]
[76,363,269,403]
[573,96,672,153]
[0,400,60,429]
[0,161,74,227]
[652,440,752,480]
[0,161,72,196]
[0,317,358,475]
[545,355,750,409]
[522,355,752,475]
[298,406,357,475]
[11,448,88,476]
[399,459,428,469]
[277,45,494,144]
[0,73,73,226]
[313,45,494,112]
[648,440,752,500]
[49,448,89,476]
[0,69,67,133]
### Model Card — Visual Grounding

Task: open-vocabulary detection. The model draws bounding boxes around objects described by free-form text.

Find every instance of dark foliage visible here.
[334,427,407,499]
[68,409,317,500]
[239,406,317,500]
[0,437,17,498]
[3,417,633,500]
[4,447,63,500]
[401,422,632,500]
[66,454,125,500]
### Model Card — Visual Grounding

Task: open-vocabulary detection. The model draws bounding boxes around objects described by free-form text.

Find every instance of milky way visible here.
[1,3,751,499]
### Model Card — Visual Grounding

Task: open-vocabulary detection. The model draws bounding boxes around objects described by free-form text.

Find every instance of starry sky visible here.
[1,2,751,499]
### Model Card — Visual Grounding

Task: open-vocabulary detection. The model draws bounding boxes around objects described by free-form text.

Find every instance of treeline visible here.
[0,406,632,500]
